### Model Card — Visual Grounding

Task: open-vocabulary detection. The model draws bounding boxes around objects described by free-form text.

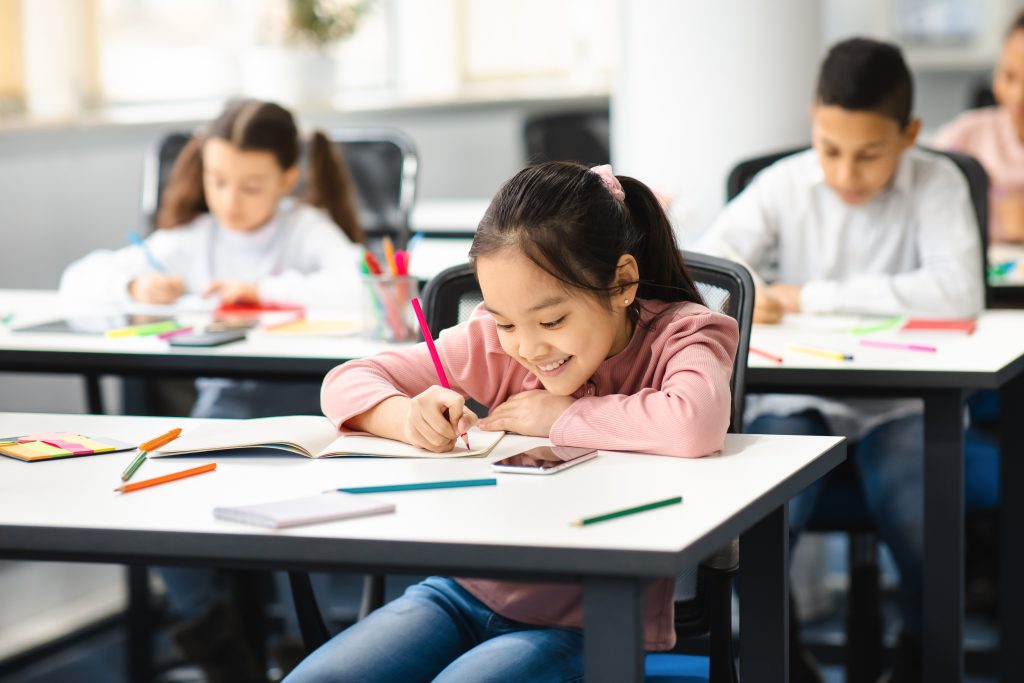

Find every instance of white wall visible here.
[613,0,822,242]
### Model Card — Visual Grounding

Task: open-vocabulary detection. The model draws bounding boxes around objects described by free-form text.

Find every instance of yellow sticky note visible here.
[1,442,68,461]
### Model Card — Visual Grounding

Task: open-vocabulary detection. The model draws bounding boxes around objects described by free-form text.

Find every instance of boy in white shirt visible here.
[698,38,983,683]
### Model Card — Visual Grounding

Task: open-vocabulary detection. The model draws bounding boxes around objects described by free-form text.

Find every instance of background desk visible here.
[0,412,845,683]
[0,290,414,413]
[989,243,1024,308]
[746,311,1024,683]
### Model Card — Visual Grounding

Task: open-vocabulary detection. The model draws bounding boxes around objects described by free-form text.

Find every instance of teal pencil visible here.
[334,478,497,494]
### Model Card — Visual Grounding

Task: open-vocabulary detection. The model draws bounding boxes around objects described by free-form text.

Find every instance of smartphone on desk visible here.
[168,329,248,347]
[491,445,597,475]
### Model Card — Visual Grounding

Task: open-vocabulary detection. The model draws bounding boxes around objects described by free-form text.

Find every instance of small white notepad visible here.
[214,492,395,529]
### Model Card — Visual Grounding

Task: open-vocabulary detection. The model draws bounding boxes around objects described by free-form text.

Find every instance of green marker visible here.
[850,317,902,335]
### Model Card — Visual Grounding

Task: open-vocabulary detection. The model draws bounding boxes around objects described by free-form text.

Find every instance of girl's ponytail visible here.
[619,176,703,306]
[156,136,207,229]
[307,130,364,244]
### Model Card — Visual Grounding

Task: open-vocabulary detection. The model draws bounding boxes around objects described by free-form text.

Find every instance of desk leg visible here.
[739,504,788,683]
[1001,374,1024,682]
[583,577,645,683]
[923,389,964,683]
[126,565,153,683]
[84,374,105,414]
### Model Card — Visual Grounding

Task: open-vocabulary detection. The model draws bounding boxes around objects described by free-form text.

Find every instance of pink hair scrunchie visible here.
[590,164,625,202]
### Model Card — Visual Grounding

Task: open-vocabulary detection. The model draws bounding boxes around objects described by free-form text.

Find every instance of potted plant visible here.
[241,0,373,109]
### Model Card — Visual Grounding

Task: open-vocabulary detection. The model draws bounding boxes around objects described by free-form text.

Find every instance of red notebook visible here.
[901,318,976,335]
[217,301,304,315]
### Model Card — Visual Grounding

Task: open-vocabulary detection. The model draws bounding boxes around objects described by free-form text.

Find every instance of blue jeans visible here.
[748,410,924,638]
[284,576,584,683]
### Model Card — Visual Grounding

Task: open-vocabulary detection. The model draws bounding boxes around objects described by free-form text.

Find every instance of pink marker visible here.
[157,326,193,340]
[410,298,471,451]
[859,339,937,353]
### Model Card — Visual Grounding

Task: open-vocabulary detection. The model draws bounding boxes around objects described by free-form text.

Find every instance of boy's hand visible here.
[129,274,185,304]
[753,287,784,324]
[479,390,576,437]
[404,386,478,452]
[768,283,802,313]
[203,280,260,305]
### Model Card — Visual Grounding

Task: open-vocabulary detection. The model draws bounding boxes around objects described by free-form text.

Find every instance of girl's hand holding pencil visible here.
[129,274,186,304]
[403,386,478,452]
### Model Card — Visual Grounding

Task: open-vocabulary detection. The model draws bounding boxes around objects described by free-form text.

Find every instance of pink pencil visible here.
[859,339,937,353]
[410,298,471,450]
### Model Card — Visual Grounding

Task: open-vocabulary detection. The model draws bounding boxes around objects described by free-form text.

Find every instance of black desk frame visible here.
[746,358,1024,683]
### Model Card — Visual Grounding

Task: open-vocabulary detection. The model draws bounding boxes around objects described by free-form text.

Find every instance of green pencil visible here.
[571,495,683,527]
[121,449,148,481]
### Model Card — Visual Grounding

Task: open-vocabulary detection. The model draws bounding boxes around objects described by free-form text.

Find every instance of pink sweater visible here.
[321,299,738,650]
[934,106,1024,242]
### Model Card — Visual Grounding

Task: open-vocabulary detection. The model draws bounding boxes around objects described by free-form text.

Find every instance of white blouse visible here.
[60,199,364,309]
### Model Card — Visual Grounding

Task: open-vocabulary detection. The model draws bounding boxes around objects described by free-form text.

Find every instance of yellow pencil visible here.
[786,343,853,362]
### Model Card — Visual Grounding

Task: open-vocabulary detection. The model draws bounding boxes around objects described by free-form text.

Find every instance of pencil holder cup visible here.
[361,275,420,342]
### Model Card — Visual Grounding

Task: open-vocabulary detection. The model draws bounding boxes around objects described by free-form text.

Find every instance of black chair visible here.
[523,109,611,167]
[290,252,754,683]
[726,146,991,682]
[140,127,419,246]
[726,145,990,307]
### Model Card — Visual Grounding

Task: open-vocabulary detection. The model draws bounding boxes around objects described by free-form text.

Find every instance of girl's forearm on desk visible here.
[344,395,410,441]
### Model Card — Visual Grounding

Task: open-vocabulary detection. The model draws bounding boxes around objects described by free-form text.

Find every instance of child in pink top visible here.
[287,162,738,683]
[934,9,1024,243]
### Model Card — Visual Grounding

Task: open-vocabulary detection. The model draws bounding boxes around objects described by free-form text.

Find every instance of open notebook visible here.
[150,415,504,459]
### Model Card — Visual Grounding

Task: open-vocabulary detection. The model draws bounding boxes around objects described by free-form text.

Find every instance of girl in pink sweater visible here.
[287,162,738,683]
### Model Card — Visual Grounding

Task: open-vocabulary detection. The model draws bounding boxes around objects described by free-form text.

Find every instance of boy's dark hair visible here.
[469,161,703,321]
[816,37,914,128]
[1010,9,1024,35]
[158,99,363,242]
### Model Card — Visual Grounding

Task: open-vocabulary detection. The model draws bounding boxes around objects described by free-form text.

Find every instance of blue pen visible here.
[333,478,497,494]
[127,230,167,273]
[406,232,424,255]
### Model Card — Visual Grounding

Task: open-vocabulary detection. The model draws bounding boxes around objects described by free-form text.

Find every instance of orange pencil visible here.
[115,462,216,493]
[749,346,784,364]
[138,427,182,452]
[382,236,399,275]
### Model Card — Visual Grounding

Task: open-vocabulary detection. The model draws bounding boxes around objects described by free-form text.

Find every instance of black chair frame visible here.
[291,253,753,683]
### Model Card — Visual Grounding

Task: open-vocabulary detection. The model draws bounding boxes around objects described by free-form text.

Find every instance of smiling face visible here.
[201,137,299,232]
[810,104,919,206]
[475,248,636,396]
[994,29,1024,137]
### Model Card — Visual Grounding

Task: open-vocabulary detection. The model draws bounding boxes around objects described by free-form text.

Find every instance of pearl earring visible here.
[624,299,630,305]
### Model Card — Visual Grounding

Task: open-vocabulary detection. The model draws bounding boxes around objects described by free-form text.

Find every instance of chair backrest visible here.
[523,109,610,166]
[419,263,483,335]
[683,252,754,433]
[725,145,991,307]
[140,127,419,245]
[420,254,754,433]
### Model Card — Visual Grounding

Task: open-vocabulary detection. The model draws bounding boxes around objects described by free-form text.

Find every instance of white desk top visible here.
[0,289,412,364]
[0,412,843,575]
[748,311,1024,382]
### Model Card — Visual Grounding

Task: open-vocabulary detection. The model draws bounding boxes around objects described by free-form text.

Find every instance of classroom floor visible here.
[0,570,1001,683]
